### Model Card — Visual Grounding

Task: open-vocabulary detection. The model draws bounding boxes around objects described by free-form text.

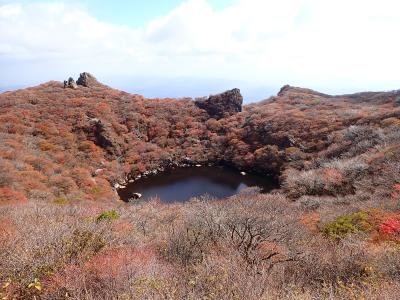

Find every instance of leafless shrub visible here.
[297,195,324,211]
[286,237,369,288]
[322,125,386,160]
[283,168,325,198]
[322,157,368,178]
[163,193,303,273]
[0,201,119,298]
[284,156,368,199]
[373,247,400,279]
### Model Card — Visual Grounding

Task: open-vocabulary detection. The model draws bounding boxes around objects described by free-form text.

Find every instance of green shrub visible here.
[323,211,370,238]
[96,210,120,222]
[53,197,69,205]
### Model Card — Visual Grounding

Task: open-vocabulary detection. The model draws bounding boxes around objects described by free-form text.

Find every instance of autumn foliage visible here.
[0,187,27,204]
[0,82,400,299]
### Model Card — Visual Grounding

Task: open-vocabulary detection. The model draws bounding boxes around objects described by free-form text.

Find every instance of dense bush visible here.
[323,211,371,238]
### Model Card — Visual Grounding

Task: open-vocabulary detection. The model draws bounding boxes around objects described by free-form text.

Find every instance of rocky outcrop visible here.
[77,72,100,87]
[277,85,292,96]
[91,118,122,156]
[74,116,123,157]
[278,85,331,98]
[195,88,243,119]
[63,72,101,89]
[64,77,78,89]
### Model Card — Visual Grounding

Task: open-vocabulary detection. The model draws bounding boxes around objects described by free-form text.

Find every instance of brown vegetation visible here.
[0,82,400,299]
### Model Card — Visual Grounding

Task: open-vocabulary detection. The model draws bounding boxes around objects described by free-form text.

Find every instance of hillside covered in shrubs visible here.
[1,75,400,299]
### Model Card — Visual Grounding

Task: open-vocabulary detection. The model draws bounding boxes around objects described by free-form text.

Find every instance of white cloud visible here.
[1,0,400,96]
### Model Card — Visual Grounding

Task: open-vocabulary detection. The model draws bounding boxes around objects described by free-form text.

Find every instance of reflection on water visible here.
[118,166,277,203]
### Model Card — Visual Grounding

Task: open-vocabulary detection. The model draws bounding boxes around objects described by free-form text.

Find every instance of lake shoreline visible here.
[117,165,278,203]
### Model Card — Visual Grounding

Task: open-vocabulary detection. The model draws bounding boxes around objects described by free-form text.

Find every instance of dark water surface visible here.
[118,166,277,203]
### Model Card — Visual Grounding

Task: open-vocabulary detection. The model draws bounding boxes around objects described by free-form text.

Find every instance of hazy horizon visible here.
[1,0,400,101]
[2,74,400,103]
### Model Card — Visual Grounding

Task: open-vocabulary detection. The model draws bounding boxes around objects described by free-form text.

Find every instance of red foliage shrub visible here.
[95,102,112,114]
[87,246,157,277]
[379,218,400,235]
[70,167,94,188]
[0,187,27,204]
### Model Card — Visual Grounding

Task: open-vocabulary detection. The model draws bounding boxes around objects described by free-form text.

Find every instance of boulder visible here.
[64,77,78,89]
[195,88,243,119]
[77,72,100,87]
[132,193,142,199]
[128,193,142,202]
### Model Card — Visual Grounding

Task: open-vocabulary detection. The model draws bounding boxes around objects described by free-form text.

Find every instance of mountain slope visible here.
[1,80,399,203]
[1,77,400,299]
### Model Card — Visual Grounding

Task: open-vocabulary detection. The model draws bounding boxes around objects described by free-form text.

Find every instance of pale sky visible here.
[1,0,400,102]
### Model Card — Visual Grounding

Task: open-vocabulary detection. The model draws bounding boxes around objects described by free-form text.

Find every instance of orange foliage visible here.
[0,188,27,204]
[300,212,320,232]
[48,246,159,291]
[0,80,399,205]
[95,102,112,115]
[39,141,55,151]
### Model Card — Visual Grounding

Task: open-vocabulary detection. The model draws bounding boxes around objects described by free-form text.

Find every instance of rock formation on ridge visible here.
[195,88,243,119]
[77,72,100,87]
[64,77,78,89]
